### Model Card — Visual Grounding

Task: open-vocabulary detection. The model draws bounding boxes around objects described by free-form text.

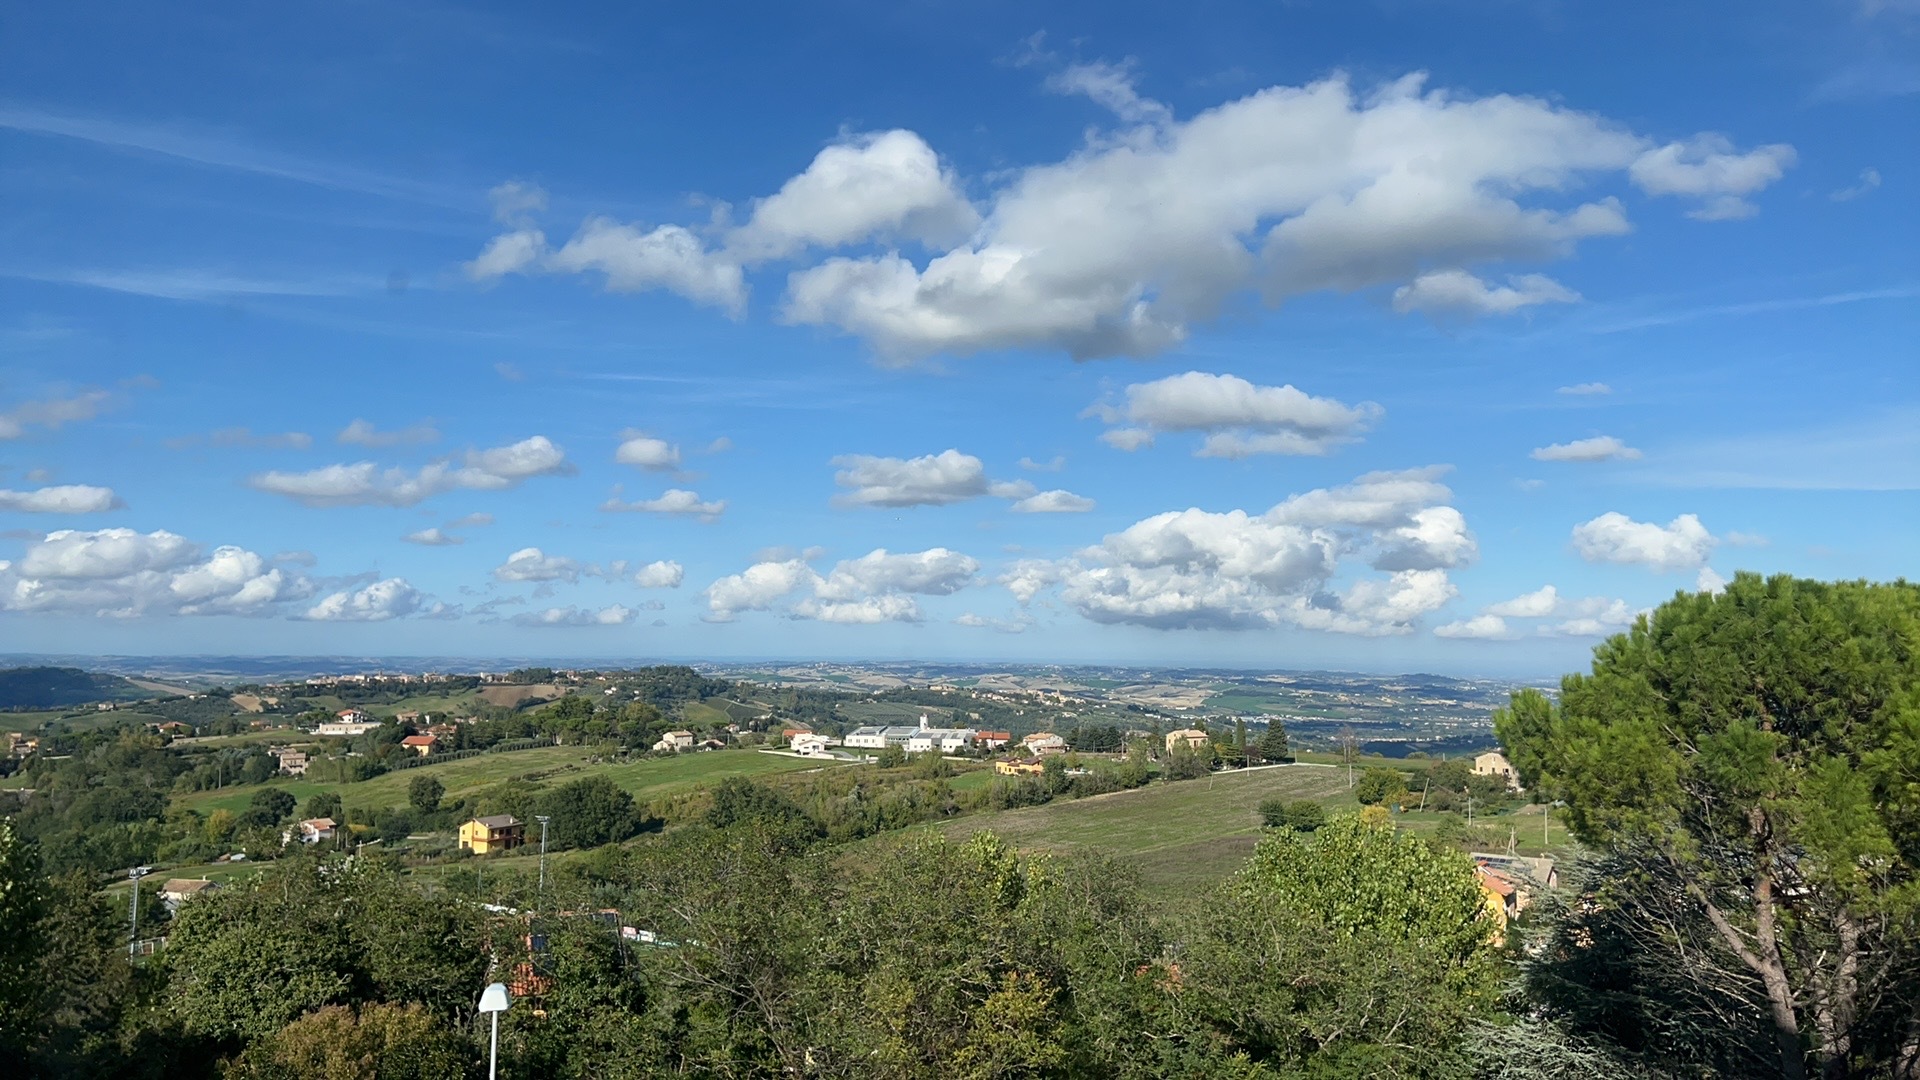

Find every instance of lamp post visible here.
[127,865,150,955]
[478,982,511,1079]
[535,815,551,901]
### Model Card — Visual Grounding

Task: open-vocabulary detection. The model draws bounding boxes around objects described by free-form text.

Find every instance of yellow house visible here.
[1476,866,1518,945]
[459,815,525,854]
[1164,729,1210,753]
[995,759,1045,776]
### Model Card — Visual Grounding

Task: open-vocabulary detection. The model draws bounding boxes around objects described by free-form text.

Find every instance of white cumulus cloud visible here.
[547,219,747,315]
[705,546,980,624]
[513,603,635,627]
[831,449,989,507]
[1434,614,1512,640]
[728,130,979,262]
[1531,435,1643,462]
[1572,511,1717,571]
[473,70,1790,363]
[493,547,582,583]
[0,484,122,513]
[614,432,682,471]
[1486,584,1560,618]
[0,528,314,618]
[703,558,818,621]
[1009,467,1471,634]
[402,527,461,546]
[1391,270,1578,316]
[1542,597,1638,637]
[633,560,684,588]
[1628,135,1797,221]
[1090,371,1380,458]
[814,548,979,602]
[600,487,727,520]
[1009,489,1095,513]
[249,436,572,508]
[304,578,448,622]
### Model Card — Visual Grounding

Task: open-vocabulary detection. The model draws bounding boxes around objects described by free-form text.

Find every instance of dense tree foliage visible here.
[1259,797,1327,832]
[1175,816,1500,1077]
[406,775,443,815]
[0,819,49,1057]
[536,776,651,850]
[164,857,487,1048]
[1354,766,1409,807]
[224,1003,470,1080]
[1496,573,1920,1080]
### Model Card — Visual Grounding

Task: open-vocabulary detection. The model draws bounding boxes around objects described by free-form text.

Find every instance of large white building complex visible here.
[844,715,978,753]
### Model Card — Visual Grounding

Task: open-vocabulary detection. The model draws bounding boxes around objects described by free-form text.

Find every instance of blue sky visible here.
[1,0,1913,675]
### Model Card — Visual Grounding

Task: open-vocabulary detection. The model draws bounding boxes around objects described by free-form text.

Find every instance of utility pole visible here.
[1465,788,1474,827]
[535,815,552,902]
[127,866,149,955]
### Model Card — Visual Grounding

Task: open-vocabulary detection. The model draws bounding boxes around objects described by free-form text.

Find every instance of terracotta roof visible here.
[400,734,437,746]
[1476,866,1516,897]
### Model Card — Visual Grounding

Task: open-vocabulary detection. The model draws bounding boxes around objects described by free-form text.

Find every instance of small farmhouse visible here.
[1164,729,1211,753]
[160,877,219,913]
[1472,751,1520,791]
[460,815,526,854]
[286,817,336,845]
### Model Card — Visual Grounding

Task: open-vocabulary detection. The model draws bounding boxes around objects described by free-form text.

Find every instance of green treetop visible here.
[1495,573,1920,1080]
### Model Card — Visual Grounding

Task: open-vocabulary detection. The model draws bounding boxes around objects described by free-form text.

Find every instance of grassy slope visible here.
[172,747,827,817]
[931,764,1357,897]
[677,701,734,727]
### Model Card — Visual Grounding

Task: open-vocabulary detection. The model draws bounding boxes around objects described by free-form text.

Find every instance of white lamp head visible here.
[478,982,511,1013]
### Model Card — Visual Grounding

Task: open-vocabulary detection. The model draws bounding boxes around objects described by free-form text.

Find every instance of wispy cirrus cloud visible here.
[165,427,313,451]
[0,102,471,207]
[4,267,381,302]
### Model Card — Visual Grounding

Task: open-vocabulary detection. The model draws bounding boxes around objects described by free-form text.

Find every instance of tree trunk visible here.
[1700,874,1807,1080]
[1812,910,1861,1080]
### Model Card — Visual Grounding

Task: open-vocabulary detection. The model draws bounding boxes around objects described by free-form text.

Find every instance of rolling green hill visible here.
[0,666,149,710]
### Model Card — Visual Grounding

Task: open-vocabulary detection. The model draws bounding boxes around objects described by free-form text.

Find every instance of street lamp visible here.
[478,982,511,1079]
[127,865,151,955]
[534,815,551,901]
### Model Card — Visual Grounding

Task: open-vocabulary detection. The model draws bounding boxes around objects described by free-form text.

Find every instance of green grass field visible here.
[0,708,138,735]
[928,764,1357,898]
[104,860,272,893]
[172,746,833,818]
[916,763,1574,901]
[839,701,961,725]
[678,701,734,727]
